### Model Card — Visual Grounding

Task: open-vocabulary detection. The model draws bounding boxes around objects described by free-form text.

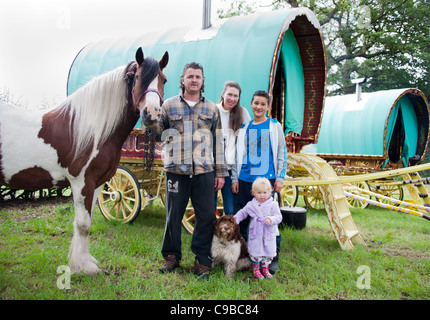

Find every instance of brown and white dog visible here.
[211,215,251,278]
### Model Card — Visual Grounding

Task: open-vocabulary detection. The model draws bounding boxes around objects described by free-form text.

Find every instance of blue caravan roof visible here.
[67,8,326,139]
[308,88,429,167]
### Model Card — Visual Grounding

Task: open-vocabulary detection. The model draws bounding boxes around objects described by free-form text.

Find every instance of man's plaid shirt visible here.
[154,94,228,177]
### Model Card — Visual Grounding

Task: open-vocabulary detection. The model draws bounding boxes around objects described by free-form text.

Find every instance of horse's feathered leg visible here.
[68,182,101,274]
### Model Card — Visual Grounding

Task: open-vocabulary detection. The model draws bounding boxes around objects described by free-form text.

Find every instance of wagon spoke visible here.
[123,196,136,203]
[308,197,323,209]
[118,176,124,190]
[184,213,195,222]
[120,202,128,219]
[108,201,119,218]
[100,197,113,205]
[117,202,123,219]
[105,180,116,191]
[114,176,122,190]
[122,199,134,213]
[120,179,130,193]
[116,203,123,219]
[350,199,360,207]
[122,188,135,196]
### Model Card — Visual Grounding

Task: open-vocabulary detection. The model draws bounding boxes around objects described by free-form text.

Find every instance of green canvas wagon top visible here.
[67,8,327,153]
[304,88,430,170]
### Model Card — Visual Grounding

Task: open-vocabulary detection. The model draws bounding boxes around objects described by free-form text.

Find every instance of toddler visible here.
[234,177,282,279]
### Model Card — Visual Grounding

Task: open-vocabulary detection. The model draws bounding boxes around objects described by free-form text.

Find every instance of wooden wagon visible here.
[290,88,430,209]
[67,8,327,231]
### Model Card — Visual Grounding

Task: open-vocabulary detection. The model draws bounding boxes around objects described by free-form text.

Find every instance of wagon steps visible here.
[286,153,365,250]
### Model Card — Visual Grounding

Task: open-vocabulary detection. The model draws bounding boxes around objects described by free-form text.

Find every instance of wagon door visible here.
[271,29,305,136]
[385,95,420,168]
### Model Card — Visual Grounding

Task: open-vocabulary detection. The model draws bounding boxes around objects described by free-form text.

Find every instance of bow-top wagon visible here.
[298,88,430,209]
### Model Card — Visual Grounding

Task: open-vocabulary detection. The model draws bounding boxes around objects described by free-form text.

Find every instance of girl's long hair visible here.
[219,81,244,132]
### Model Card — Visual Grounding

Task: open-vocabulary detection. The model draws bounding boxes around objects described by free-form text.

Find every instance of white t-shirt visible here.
[216,103,251,168]
[184,99,198,107]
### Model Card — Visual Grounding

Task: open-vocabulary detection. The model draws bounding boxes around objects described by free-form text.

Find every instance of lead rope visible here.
[143,127,156,196]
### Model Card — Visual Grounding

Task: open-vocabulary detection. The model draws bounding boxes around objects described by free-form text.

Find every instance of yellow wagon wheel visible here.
[303,186,325,210]
[182,191,223,234]
[97,166,141,223]
[182,199,196,234]
[373,183,404,205]
[279,184,298,207]
[182,196,222,234]
[345,181,371,209]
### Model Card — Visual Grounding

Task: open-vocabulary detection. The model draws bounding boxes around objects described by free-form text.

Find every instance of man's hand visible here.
[214,177,225,191]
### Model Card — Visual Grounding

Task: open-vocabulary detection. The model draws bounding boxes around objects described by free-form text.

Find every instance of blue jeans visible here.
[214,171,235,215]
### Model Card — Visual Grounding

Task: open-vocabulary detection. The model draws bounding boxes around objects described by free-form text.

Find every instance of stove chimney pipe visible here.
[203,0,212,29]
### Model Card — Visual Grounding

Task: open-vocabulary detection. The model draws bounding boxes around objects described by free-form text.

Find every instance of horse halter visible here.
[131,75,164,106]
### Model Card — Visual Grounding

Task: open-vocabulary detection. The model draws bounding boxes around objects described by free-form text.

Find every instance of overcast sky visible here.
[0,0,229,107]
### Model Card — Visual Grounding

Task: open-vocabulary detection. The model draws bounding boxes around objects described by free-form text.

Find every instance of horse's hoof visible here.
[69,256,100,274]
[70,263,100,275]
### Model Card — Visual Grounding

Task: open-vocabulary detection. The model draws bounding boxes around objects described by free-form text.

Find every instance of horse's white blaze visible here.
[0,104,65,184]
[139,75,162,119]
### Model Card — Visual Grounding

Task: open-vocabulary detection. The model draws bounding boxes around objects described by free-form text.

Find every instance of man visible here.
[146,62,227,279]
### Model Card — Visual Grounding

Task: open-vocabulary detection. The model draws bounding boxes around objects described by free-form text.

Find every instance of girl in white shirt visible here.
[215,81,251,215]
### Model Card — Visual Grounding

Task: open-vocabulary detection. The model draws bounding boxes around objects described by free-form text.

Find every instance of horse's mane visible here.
[59,57,161,160]
[59,65,129,159]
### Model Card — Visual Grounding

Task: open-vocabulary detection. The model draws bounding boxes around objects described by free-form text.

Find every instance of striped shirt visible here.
[154,94,228,177]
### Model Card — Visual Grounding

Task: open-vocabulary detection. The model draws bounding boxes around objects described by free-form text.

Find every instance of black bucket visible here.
[280,206,307,230]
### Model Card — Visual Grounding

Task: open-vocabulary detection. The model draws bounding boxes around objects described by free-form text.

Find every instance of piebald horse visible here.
[0,48,168,274]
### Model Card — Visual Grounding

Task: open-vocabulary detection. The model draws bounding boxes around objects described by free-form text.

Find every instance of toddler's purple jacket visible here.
[234,197,282,258]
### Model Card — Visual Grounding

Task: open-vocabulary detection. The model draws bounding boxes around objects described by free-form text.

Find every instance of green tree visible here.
[217,0,430,98]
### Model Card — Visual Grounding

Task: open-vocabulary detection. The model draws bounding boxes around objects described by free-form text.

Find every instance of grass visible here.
[0,194,429,300]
